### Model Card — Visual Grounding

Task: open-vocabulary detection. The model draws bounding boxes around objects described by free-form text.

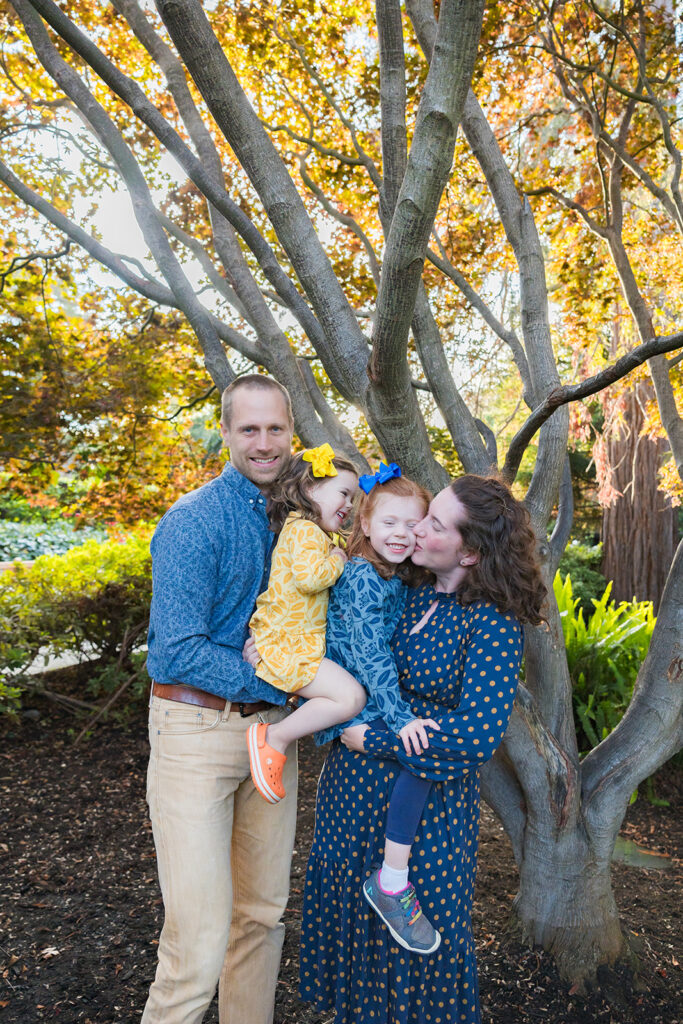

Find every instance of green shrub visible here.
[0,520,108,561]
[554,572,655,753]
[557,540,606,615]
[0,530,153,715]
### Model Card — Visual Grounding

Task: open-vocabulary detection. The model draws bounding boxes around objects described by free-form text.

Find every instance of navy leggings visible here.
[373,720,432,846]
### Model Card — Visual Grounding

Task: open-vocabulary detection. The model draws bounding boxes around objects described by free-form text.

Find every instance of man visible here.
[142,375,297,1024]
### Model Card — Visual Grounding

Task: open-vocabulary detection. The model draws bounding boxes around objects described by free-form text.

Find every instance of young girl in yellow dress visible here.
[246,444,367,803]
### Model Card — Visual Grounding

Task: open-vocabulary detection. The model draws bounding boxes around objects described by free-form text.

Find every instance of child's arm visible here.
[397,717,440,755]
[288,518,346,594]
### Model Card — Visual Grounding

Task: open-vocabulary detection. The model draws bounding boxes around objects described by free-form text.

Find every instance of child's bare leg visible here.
[265,658,365,753]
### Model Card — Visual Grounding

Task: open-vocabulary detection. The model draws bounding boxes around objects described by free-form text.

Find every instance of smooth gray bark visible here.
[370,0,485,386]
[155,0,369,403]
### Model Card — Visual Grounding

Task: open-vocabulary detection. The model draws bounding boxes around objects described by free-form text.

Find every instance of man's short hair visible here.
[220,374,294,429]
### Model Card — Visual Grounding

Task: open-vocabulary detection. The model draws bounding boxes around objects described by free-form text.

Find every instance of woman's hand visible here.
[340,723,369,752]
[242,633,260,668]
[398,718,440,756]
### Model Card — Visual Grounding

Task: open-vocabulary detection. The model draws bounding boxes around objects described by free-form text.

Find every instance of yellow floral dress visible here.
[249,513,344,692]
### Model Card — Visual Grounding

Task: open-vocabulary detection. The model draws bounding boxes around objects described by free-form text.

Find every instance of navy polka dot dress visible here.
[299,584,523,1024]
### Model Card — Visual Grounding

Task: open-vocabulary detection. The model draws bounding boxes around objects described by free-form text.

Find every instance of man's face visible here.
[220,387,293,489]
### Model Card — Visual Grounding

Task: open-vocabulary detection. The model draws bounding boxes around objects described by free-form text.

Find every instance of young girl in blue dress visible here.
[315,464,443,955]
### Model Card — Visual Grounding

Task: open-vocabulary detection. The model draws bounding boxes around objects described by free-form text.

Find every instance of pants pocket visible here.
[152,700,222,736]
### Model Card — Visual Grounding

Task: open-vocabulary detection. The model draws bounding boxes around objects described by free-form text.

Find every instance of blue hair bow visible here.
[358,461,402,494]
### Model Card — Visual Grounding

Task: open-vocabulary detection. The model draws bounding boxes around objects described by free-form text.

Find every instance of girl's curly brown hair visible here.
[451,475,547,625]
[267,451,359,534]
[346,475,432,586]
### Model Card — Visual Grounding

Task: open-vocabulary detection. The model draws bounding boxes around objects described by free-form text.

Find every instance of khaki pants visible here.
[141,697,298,1024]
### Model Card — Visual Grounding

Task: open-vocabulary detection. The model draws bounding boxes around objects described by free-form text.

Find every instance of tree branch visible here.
[582,537,683,820]
[369,0,485,387]
[0,240,71,292]
[376,0,408,228]
[411,281,490,475]
[585,0,683,225]
[0,156,266,370]
[525,185,608,238]
[502,684,580,831]
[502,330,683,484]
[295,358,368,468]
[273,22,383,193]
[298,152,381,286]
[267,121,366,167]
[155,0,369,404]
[15,0,234,390]
[427,236,533,405]
[24,0,328,359]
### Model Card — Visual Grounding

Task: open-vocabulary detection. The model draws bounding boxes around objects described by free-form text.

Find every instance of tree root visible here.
[505,908,643,995]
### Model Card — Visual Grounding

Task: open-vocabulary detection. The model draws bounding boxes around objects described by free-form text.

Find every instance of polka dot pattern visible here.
[299,585,522,1023]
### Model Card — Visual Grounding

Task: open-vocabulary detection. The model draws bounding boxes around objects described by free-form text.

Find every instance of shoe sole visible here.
[362,883,442,955]
[247,724,282,804]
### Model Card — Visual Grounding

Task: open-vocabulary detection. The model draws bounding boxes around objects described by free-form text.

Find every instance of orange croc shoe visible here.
[247,723,287,803]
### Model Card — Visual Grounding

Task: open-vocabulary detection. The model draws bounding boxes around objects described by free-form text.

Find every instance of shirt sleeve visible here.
[363,605,522,781]
[342,565,414,734]
[288,518,345,594]
[148,509,286,704]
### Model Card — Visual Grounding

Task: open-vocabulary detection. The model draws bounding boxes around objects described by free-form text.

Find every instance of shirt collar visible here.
[424,583,459,603]
[221,462,268,510]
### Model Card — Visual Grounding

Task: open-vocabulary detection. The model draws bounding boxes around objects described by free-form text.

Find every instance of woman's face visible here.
[411,487,476,575]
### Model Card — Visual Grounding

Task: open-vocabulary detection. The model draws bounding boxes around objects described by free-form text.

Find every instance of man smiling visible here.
[142,375,296,1024]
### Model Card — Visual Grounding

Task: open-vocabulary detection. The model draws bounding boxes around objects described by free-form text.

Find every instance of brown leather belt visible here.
[151,682,273,717]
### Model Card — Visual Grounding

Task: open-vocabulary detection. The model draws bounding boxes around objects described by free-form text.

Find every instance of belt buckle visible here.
[238,702,250,718]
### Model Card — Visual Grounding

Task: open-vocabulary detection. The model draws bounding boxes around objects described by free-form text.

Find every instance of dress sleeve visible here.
[342,564,414,734]
[363,604,522,781]
[287,518,344,594]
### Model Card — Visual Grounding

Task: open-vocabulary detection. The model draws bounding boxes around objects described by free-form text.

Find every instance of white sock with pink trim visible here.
[379,863,409,894]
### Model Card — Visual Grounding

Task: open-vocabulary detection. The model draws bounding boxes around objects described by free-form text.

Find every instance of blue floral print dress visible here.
[299,583,523,1024]
[315,557,415,745]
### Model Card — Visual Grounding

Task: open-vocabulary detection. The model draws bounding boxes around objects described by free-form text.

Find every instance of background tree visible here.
[493,0,683,604]
[0,0,681,988]
[0,252,227,523]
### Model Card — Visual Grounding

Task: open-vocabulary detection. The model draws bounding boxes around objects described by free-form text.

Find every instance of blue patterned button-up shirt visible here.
[146,462,287,704]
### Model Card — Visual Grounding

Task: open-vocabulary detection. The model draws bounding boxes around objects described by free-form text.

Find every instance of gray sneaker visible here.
[363,868,441,955]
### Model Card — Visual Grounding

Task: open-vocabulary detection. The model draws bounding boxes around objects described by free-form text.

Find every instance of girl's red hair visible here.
[346,475,431,585]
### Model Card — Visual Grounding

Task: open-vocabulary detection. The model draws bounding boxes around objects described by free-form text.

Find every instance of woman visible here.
[299,474,546,1024]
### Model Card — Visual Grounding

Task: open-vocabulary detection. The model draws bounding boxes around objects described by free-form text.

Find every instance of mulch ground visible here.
[1,685,681,1024]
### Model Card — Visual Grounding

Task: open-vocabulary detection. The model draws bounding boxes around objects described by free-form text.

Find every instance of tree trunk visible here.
[601,383,679,610]
[511,817,627,987]
[493,535,683,988]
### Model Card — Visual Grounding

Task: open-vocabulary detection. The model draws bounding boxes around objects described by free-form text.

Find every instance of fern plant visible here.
[553,572,656,752]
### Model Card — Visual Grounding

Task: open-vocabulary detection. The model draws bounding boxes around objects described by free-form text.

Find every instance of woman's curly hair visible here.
[451,475,546,625]
[346,475,432,586]
[267,451,358,534]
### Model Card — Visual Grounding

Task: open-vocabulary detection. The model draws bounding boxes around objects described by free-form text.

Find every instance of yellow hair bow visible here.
[302,443,337,478]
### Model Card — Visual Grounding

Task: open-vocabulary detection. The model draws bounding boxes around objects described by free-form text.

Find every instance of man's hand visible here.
[242,633,260,668]
[398,718,440,756]
[340,723,369,752]
[330,545,347,566]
